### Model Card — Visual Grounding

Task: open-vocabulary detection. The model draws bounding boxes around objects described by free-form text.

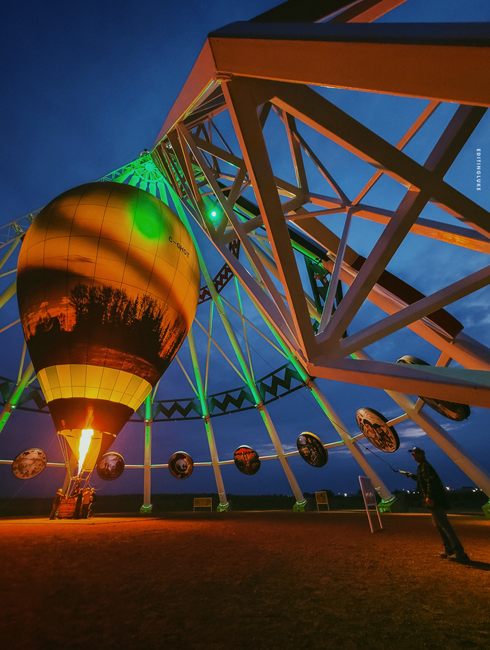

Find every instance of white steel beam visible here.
[307,356,490,408]
[338,264,490,358]
[223,76,317,358]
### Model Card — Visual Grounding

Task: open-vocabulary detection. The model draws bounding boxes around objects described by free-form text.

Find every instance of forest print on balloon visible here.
[23,282,186,385]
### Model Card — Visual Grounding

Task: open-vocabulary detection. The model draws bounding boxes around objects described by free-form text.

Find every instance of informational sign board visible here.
[193,497,212,511]
[315,491,330,511]
[359,476,383,533]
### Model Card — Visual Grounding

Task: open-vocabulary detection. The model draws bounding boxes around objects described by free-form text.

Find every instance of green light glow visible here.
[208,205,221,226]
[134,202,164,240]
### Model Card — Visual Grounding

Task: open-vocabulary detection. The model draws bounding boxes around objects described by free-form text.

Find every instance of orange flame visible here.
[78,429,94,473]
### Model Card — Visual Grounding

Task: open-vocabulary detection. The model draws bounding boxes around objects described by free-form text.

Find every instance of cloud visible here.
[332,445,357,456]
[397,423,426,439]
[256,443,277,455]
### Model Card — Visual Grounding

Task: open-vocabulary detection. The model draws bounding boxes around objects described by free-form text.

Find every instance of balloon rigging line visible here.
[363,445,407,474]
[0,481,29,511]
[204,300,214,396]
[220,295,288,358]
[174,355,198,397]
[193,294,408,462]
[193,317,246,382]
[234,277,255,384]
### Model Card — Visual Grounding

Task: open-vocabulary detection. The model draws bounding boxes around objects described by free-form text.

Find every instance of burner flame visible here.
[78,429,94,473]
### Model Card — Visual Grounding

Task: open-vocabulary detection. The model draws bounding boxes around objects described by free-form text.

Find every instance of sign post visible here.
[359,476,383,533]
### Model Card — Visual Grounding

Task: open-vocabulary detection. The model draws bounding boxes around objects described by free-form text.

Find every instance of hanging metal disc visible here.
[96,452,125,481]
[234,445,261,475]
[168,451,194,479]
[397,355,470,421]
[11,448,47,479]
[356,408,400,453]
[297,432,328,468]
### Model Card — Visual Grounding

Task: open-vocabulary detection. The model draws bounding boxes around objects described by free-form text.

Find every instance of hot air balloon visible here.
[16,182,199,488]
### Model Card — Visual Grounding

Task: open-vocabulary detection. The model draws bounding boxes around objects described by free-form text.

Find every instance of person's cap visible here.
[408,447,424,453]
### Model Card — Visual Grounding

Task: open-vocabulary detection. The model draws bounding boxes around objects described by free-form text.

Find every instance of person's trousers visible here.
[431,506,464,555]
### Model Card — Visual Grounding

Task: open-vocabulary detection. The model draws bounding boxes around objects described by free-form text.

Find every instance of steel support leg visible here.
[257,403,306,510]
[204,415,229,511]
[0,363,34,434]
[188,326,229,511]
[307,379,394,504]
[140,394,153,514]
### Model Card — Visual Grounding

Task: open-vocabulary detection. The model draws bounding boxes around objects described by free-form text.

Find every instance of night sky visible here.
[1,0,490,504]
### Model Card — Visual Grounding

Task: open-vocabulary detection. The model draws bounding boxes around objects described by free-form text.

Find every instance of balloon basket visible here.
[57,496,78,519]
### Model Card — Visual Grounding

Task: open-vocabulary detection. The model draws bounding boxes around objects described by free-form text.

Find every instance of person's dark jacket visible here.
[410,460,450,509]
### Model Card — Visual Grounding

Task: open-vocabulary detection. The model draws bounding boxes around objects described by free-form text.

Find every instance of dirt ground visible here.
[1,511,489,650]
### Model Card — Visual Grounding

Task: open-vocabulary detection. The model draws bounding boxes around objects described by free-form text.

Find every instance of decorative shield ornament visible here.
[11,448,47,479]
[356,408,400,453]
[397,355,470,421]
[168,451,194,479]
[297,432,328,468]
[96,452,125,481]
[234,445,261,475]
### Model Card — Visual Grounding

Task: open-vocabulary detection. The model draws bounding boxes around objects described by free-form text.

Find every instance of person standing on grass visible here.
[73,486,83,520]
[406,447,470,563]
[49,488,63,520]
[89,488,96,517]
[81,488,91,519]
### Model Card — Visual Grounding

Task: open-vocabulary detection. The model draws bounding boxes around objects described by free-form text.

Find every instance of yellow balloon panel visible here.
[38,365,152,411]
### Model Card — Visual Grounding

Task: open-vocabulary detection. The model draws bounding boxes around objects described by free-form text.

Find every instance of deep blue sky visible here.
[1,0,490,503]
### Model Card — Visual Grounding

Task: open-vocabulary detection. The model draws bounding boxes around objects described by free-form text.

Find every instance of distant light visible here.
[344,493,347,497]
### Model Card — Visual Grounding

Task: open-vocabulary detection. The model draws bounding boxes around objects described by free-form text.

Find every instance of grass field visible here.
[1,511,489,649]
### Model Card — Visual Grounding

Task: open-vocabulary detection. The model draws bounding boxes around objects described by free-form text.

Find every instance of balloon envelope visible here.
[17,182,200,468]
